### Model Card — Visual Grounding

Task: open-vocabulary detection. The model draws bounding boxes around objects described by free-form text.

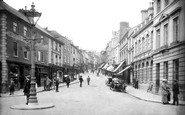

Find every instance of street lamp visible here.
[24,2,41,105]
[11,2,54,110]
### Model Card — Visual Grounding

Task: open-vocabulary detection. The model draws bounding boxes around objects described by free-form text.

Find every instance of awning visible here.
[106,65,114,72]
[117,66,131,75]
[113,60,125,72]
[102,63,109,70]
[98,63,105,69]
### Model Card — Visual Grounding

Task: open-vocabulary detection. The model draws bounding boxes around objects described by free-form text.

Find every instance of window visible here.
[151,31,153,49]
[13,42,18,57]
[157,0,161,13]
[37,51,41,61]
[173,59,179,80]
[13,22,18,32]
[73,48,75,54]
[67,57,70,63]
[23,26,27,36]
[163,61,168,80]
[173,17,179,42]
[41,52,44,62]
[73,58,75,63]
[53,41,55,49]
[23,48,28,59]
[56,55,58,64]
[55,43,58,50]
[156,29,160,48]
[156,63,160,87]
[64,56,66,62]
[59,44,61,51]
[164,24,168,45]
[165,0,169,7]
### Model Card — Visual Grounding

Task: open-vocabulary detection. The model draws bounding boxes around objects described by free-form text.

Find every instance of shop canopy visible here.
[106,65,114,72]
[113,60,125,72]
[102,63,109,70]
[117,66,131,75]
[98,63,105,69]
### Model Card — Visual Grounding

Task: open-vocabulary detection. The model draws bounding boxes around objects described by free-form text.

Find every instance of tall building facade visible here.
[152,0,185,100]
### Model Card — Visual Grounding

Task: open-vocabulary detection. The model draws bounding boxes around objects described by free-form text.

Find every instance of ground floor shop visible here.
[152,42,185,101]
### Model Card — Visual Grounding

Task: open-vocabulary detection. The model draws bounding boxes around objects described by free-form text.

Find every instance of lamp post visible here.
[11,2,54,110]
[24,2,41,105]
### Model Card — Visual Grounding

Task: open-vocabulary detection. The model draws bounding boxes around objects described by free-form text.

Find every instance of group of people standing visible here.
[161,79,179,105]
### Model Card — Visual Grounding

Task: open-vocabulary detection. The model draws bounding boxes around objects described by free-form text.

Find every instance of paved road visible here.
[0,73,184,115]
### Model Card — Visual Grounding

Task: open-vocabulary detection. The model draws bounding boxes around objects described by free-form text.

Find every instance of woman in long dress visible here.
[161,79,169,104]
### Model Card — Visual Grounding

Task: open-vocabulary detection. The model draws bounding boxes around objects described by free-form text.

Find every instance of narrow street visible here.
[0,73,184,115]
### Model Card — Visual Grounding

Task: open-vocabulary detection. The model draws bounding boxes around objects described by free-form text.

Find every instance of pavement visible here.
[98,73,185,106]
[0,79,80,98]
[1,72,185,106]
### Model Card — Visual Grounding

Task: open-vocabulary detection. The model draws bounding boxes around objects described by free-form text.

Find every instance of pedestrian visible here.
[55,77,59,92]
[135,78,139,89]
[79,75,83,87]
[161,79,169,104]
[9,78,15,95]
[87,76,90,85]
[46,76,51,91]
[23,76,31,105]
[172,79,179,105]
[66,76,71,88]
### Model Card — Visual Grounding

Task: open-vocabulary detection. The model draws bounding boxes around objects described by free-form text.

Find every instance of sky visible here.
[5,0,152,52]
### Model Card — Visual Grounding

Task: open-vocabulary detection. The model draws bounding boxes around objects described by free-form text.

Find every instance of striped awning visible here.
[113,60,125,72]
[102,63,109,70]
[117,66,131,75]
[106,65,114,72]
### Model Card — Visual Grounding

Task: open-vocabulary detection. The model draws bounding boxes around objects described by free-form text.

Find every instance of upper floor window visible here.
[157,0,161,13]
[55,43,58,50]
[165,0,169,7]
[156,29,161,48]
[23,26,27,36]
[41,52,44,62]
[73,48,75,54]
[59,44,61,51]
[64,56,66,62]
[173,17,179,42]
[37,51,41,61]
[164,24,168,45]
[67,57,70,63]
[13,42,18,57]
[13,22,18,33]
[23,48,28,59]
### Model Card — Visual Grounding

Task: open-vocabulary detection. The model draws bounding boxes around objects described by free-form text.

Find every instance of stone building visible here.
[152,0,185,100]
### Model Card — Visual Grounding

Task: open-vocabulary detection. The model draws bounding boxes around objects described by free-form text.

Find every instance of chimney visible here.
[119,22,130,40]
[141,10,148,22]
[147,2,154,17]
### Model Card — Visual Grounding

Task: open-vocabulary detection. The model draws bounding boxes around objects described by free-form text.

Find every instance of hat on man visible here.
[162,78,167,82]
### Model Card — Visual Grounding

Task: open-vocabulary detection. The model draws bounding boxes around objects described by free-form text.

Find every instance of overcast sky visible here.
[5,0,152,52]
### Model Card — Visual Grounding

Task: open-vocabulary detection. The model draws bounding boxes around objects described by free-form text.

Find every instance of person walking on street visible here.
[55,77,59,92]
[161,79,170,104]
[172,79,179,105]
[23,76,31,105]
[79,75,83,87]
[9,78,15,95]
[66,76,71,88]
[87,76,90,85]
[46,76,51,91]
